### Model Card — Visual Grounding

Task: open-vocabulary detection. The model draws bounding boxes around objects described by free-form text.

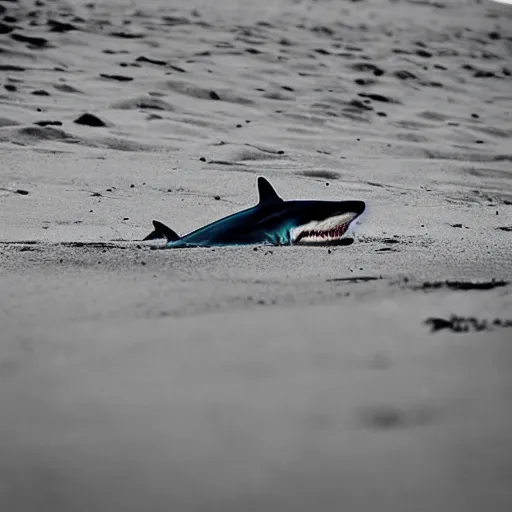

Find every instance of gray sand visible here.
[1,0,512,510]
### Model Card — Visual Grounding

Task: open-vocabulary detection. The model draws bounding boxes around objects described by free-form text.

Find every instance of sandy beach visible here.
[1,0,512,510]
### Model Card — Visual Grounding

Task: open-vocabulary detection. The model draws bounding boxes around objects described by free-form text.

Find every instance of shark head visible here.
[255,177,366,245]
[288,199,366,244]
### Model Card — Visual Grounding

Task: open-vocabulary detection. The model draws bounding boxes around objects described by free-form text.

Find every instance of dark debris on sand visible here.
[100,74,134,82]
[0,22,14,34]
[136,56,167,66]
[10,33,49,48]
[327,276,383,283]
[0,187,29,195]
[47,19,78,33]
[415,280,509,291]
[34,120,63,127]
[425,315,512,334]
[358,404,434,430]
[0,64,26,72]
[74,113,107,127]
[110,31,145,39]
[31,89,50,96]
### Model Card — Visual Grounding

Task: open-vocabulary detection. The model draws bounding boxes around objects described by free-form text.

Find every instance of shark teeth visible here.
[291,211,359,245]
[294,222,349,243]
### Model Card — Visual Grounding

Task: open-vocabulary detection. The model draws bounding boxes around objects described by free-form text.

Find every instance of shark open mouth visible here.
[291,213,359,245]
[294,223,350,243]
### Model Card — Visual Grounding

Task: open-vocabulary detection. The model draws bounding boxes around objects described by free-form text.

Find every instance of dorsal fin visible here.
[143,220,180,242]
[257,177,282,204]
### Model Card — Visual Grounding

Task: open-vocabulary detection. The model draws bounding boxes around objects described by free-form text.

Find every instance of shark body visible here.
[144,177,365,248]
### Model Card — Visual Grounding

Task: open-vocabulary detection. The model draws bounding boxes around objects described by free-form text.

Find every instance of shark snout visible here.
[344,200,366,217]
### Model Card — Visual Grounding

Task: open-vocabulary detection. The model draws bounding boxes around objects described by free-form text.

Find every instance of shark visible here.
[143,177,365,248]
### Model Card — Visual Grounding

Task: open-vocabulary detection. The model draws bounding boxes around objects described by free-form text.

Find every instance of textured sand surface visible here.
[1,0,512,510]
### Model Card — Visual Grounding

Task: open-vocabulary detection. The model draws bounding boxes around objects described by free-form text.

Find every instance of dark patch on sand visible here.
[74,113,107,127]
[415,280,508,291]
[136,56,167,66]
[11,33,49,48]
[15,126,76,142]
[169,64,186,73]
[34,120,63,127]
[100,74,134,82]
[354,78,377,86]
[394,70,417,80]
[32,89,50,96]
[110,31,145,39]
[0,241,136,250]
[351,62,385,76]
[0,64,26,72]
[327,276,383,283]
[47,20,78,33]
[375,247,399,252]
[53,83,83,94]
[0,22,14,35]
[425,315,512,334]
[301,238,355,247]
[0,187,29,195]
[243,143,285,155]
[110,96,175,111]
[357,93,398,104]
[297,170,340,180]
[207,160,238,166]
[358,404,434,430]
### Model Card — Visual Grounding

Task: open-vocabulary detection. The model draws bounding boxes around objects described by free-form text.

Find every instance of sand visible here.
[1,0,512,510]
